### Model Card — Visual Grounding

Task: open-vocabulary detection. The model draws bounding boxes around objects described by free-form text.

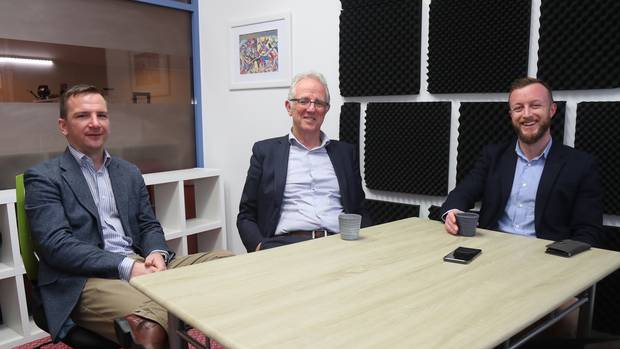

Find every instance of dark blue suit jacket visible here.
[441,140,603,246]
[24,148,174,341]
[237,135,370,251]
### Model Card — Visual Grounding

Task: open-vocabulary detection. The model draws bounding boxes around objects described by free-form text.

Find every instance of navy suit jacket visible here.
[237,135,370,252]
[24,148,173,341]
[441,140,603,246]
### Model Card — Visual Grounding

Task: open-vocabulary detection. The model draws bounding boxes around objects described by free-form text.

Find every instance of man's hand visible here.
[144,253,167,272]
[444,210,461,235]
[130,261,158,279]
[255,242,262,251]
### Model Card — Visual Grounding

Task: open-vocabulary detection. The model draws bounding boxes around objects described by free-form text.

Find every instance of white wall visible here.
[200,0,620,254]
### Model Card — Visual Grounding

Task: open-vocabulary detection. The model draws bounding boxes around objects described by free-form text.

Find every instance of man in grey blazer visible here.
[25,85,231,348]
[237,71,370,252]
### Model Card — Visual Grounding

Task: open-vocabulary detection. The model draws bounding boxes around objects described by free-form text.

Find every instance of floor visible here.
[12,328,226,349]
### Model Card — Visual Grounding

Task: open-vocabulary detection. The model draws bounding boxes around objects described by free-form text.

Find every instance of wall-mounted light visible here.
[0,56,53,66]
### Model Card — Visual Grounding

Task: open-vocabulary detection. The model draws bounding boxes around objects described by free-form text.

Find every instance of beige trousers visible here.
[70,250,233,342]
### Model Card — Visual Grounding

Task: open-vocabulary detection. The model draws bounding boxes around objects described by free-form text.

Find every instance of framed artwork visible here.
[130,52,170,97]
[229,12,291,90]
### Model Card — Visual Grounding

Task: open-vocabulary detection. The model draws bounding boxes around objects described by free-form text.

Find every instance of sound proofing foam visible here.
[339,102,360,147]
[427,0,531,93]
[365,102,450,195]
[366,199,420,225]
[456,101,566,183]
[339,0,421,96]
[538,0,620,90]
[575,102,620,215]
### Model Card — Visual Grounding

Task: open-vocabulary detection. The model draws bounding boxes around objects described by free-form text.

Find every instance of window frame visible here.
[134,0,204,167]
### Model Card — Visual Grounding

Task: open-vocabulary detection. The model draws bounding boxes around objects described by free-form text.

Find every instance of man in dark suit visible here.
[441,77,603,337]
[441,77,602,246]
[237,71,369,252]
[25,85,231,348]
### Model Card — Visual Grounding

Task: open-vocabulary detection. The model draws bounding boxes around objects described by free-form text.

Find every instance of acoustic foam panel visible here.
[365,102,450,196]
[427,0,530,93]
[365,199,420,226]
[575,102,620,215]
[538,0,620,90]
[456,101,566,184]
[339,102,360,148]
[339,0,421,96]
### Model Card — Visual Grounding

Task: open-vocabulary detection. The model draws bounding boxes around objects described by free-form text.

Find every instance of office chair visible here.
[16,174,118,349]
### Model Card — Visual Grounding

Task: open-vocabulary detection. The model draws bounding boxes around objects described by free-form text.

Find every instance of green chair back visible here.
[16,174,38,281]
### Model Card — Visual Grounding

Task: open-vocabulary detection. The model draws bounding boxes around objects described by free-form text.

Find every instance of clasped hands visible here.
[130,252,167,279]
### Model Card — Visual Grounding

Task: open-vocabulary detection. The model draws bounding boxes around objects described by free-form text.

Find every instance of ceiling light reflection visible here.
[0,56,53,66]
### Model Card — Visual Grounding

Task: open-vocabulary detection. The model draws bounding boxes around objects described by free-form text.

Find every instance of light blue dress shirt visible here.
[274,132,344,234]
[497,139,552,237]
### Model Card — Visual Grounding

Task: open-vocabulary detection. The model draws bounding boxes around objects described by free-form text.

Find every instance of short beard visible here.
[513,117,551,145]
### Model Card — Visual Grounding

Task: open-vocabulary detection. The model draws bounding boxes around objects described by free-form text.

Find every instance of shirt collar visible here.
[515,138,553,162]
[288,131,331,150]
[68,145,111,169]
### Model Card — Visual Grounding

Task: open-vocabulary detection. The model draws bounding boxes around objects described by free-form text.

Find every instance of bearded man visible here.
[440,77,602,246]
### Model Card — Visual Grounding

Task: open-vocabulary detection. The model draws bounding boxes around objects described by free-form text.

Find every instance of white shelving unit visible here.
[0,168,226,348]
[0,189,43,349]
[143,168,227,255]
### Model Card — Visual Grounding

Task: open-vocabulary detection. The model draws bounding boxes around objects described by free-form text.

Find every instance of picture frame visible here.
[229,12,291,90]
[130,52,170,97]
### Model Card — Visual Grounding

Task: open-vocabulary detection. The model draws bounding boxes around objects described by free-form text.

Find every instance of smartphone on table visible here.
[443,246,482,264]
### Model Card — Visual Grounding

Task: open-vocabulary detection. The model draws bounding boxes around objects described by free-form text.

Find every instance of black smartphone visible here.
[443,246,482,264]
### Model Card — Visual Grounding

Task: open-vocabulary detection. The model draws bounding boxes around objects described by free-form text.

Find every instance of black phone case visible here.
[454,247,481,260]
[545,239,591,257]
[443,246,482,264]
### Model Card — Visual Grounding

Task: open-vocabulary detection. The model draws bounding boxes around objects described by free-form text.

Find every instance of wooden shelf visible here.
[185,218,222,235]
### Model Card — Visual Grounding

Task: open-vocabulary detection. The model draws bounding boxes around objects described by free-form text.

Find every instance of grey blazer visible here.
[24,148,173,341]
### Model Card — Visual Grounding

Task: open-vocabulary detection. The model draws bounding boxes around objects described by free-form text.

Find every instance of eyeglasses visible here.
[289,98,330,110]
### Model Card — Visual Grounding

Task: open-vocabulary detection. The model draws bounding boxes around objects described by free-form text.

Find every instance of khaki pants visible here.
[70,250,233,342]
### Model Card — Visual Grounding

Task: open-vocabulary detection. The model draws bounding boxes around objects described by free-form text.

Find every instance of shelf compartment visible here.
[196,228,226,252]
[166,237,188,257]
[0,197,19,274]
[190,176,223,229]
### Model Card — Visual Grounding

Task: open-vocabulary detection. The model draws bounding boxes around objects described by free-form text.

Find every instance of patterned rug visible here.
[12,328,226,349]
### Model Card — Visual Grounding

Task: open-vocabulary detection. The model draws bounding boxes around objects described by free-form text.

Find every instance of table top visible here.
[131,218,620,349]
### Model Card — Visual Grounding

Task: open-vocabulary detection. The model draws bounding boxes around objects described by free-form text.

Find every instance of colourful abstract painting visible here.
[239,29,279,74]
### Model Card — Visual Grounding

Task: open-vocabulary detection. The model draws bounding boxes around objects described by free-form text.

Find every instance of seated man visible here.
[441,77,603,246]
[441,77,603,338]
[25,84,232,349]
[237,71,370,251]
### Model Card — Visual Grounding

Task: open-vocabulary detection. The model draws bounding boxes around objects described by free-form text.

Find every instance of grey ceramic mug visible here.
[455,212,479,237]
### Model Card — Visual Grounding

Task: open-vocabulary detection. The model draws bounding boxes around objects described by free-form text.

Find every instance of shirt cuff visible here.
[441,209,461,222]
[118,257,135,281]
[150,249,170,264]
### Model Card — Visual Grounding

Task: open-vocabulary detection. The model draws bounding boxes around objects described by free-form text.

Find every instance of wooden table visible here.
[131,218,620,349]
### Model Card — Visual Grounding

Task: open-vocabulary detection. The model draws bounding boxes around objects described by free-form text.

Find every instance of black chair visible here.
[592,225,620,336]
[16,174,118,349]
